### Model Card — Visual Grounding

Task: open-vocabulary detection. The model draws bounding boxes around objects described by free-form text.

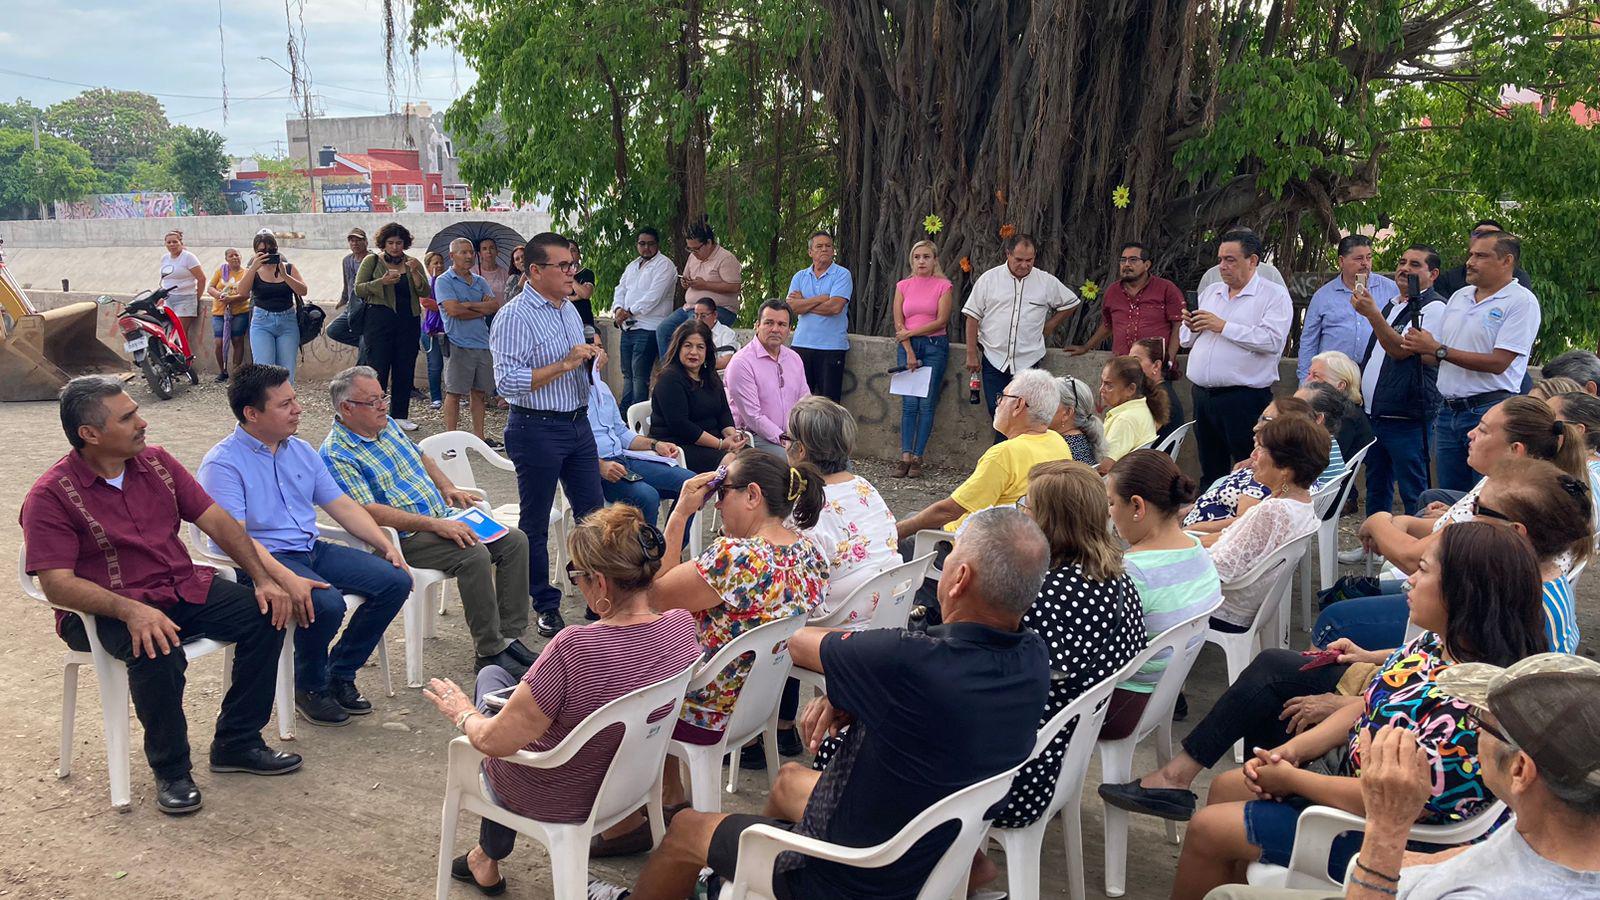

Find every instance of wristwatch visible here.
[1435,345,1450,361]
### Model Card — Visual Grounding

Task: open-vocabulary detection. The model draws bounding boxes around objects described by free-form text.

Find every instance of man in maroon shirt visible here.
[20,377,315,814]
[1070,241,1186,363]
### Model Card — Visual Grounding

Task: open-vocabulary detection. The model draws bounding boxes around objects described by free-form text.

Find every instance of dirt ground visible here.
[0,378,1593,899]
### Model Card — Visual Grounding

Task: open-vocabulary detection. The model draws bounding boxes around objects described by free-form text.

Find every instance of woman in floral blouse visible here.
[785,397,899,624]
[592,448,828,855]
[1104,521,1549,899]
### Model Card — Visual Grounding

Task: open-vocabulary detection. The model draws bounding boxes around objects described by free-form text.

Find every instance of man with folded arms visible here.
[198,364,412,728]
[587,507,1051,900]
[320,365,538,677]
[1206,653,1600,899]
[22,376,311,814]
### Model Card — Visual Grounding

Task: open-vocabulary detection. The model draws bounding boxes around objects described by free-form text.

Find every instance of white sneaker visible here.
[1338,547,1373,564]
[586,879,630,900]
[396,419,419,432]
[429,400,442,410]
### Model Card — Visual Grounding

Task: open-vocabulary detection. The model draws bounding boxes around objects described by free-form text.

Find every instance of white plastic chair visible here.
[625,400,652,434]
[988,669,1122,900]
[910,527,957,583]
[793,553,936,700]
[19,545,294,808]
[1095,602,1221,898]
[1154,420,1196,460]
[1206,529,1316,762]
[434,660,698,900]
[717,762,1025,900]
[1245,799,1509,890]
[617,401,708,556]
[1300,440,1373,629]
[667,614,808,812]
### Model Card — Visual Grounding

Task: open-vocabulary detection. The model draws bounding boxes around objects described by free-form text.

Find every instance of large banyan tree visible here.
[400,0,1600,345]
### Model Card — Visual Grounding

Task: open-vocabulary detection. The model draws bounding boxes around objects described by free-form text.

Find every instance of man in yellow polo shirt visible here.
[896,368,1070,538]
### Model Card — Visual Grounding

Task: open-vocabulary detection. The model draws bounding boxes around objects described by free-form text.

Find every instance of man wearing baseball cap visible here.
[327,227,370,348]
[1206,653,1600,900]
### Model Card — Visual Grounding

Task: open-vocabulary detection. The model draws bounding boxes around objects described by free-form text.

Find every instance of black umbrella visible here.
[426,221,527,270]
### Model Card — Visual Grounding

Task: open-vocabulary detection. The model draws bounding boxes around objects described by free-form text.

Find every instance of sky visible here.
[0,0,478,158]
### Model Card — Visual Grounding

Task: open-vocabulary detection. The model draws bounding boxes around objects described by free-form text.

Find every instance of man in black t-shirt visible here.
[587,507,1051,900]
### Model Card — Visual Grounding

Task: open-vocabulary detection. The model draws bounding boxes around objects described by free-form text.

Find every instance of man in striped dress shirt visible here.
[490,232,605,637]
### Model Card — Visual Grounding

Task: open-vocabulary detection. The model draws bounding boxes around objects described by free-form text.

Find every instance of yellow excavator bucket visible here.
[0,264,129,402]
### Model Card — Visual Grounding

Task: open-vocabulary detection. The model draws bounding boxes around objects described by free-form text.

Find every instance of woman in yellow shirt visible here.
[206,248,251,381]
[1099,355,1169,472]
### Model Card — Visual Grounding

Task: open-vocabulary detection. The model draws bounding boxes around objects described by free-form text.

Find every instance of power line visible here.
[0,65,292,104]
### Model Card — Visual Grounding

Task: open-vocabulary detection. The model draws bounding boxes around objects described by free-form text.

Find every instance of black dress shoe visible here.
[156,775,202,814]
[536,609,566,637]
[209,745,304,776]
[739,737,771,770]
[1097,779,1197,821]
[295,689,351,726]
[451,854,507,896]
[475,650,529,680]
[775,726,804,757]
[330,679,373,715]
[502,639,539,668]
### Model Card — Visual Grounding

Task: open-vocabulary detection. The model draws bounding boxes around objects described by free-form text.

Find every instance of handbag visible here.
[294,294,326,346]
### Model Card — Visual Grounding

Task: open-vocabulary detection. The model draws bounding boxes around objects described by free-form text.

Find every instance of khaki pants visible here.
[400,526,531,658]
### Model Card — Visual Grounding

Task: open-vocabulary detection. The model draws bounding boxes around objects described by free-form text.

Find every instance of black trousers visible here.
[795,347,846,403]
[360,303,421,420]
[1192,384,1273,487]
[59,578,285,780]
[1179,648,1347,768]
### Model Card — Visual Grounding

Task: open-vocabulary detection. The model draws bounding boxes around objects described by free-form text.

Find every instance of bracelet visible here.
[1349,876,1397,895]
[1355,859,1400,883]
[455,709,479,731]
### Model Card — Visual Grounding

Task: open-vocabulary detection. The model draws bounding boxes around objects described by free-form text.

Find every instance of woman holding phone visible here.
[235,229,309,380]
[355,222,431,430]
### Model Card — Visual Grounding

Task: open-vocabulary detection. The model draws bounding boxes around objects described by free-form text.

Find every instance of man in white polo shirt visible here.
[1400,231,1540,493]
[1181,229,1294,486]
[609,227,679,411]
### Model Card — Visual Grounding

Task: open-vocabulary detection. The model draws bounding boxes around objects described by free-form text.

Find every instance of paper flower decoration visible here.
[960,256,972,273]
[1081,279,1100,301]
[923,214,944,234]
[1112,185,1131,209]
[998,223,1017,240]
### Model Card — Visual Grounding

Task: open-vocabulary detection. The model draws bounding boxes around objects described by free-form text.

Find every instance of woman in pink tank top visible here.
[891,240,954,477]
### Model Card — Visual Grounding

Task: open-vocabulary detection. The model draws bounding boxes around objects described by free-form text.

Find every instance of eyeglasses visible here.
[717,481,751,502]
[533,260,579,273]
[1471,497,1512,522]
[565,562,591,585]
[1118,256,1147,264]
[1015,494,1031,511]
[998,392,1024,405]
[637,239,658,247]
[1256,412,1275,425]
[343,394,390,409]
[1464,706,1511,745]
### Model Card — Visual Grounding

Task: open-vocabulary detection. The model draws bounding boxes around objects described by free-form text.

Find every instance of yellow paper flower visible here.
[923,214,944,234]
[1112,185,1131,209]
[1081,279,1100,301]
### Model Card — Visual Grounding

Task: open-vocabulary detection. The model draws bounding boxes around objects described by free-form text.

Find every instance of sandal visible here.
[451,854,508,896]
[906,456,923,478]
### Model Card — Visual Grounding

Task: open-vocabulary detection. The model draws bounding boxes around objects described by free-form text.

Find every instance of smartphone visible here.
[1299,649,1344,671]
[1355,272,1369,292]
[265,253,281,266]
[705,465,730,493]
[621,470,644,483]
[1184,291,1200,315]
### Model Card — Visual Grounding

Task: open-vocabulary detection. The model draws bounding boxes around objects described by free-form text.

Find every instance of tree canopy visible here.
[0,129,99,220]
[45,88,172,173]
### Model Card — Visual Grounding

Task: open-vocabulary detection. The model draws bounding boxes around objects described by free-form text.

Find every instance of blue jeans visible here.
[1434,401,1493,493]
[1366,418,1430,516]
[504,410,606,613]
[980,357,1013,444]
[423,333,445,404]
[656,305,735,356]
[897,336,949,456]
[619,327,659,411]
[249,308,300,381]
[249,541,411,693]
[1313,593,1409,650]
[602,457,696,525]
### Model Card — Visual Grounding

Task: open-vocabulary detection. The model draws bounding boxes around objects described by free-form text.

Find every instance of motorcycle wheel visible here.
[141,351,174,400]
[185,362,200,386]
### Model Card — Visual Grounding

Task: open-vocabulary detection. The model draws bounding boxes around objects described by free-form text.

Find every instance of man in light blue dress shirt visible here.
[586,354,694,525]
[198,364,412,727]
[490,232,606,637]
[787,230,853,402]
[1298,234,1399,382]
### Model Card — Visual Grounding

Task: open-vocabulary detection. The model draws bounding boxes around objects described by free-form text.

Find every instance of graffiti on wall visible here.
[320,175,373,213]
[54,192,194,220]
[223,179,266,215]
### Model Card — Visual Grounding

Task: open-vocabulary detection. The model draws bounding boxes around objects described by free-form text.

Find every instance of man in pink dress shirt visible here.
[724,299,809,458]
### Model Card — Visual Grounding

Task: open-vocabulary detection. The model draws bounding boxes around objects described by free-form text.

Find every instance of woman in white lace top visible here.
[1200,414,1327,630]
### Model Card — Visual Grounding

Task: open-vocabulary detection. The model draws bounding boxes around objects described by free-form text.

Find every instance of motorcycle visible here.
[100,288,199,400]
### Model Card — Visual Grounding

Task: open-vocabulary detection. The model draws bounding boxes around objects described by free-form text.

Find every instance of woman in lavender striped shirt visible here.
[423,505,702,896]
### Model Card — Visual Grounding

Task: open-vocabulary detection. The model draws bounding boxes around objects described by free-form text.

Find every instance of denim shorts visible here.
[1243,797,1362,880]
[213,311,251,338]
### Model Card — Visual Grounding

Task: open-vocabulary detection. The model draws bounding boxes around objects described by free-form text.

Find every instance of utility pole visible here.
[260,56,319,213]
[31,112,45,220]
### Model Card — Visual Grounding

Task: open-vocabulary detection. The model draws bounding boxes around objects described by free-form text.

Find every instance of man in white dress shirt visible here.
[1181,229,1294,486]
[963,234,1080,442]
[609,227,679,410]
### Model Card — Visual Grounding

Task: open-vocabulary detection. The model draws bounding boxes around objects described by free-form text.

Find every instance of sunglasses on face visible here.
[717,481,751,502]
[1471,497,1512,522]
[1464,706,1511,744]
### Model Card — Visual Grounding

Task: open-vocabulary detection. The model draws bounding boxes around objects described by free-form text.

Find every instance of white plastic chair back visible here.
[810,552,935,630]
[1300,440,1373,628]
[1247,799,1509,890]
[720,762,1024,900]
[626,400,652,434]
[1153,420,1195,460]
[417,429,515,496]
[564,663,701,827]
[703,614,808,744]
[910,527,956,583]
[1218,529,1316,650]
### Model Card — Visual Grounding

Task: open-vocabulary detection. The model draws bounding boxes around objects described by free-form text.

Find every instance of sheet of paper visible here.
[622,448,681,466]
[889,366,934,398]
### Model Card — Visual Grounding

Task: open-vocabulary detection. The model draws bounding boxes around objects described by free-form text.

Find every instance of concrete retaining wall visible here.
[0,210,553,251]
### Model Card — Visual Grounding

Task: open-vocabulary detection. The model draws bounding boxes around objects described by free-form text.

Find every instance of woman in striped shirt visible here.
[1102,449,1223,739]
[422,505,702,896]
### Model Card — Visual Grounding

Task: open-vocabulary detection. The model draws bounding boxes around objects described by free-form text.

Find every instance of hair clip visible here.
[1559,474,1590,503]
[1552,420,1567,437]
[636,522,666,561]
[787,468,806,502]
